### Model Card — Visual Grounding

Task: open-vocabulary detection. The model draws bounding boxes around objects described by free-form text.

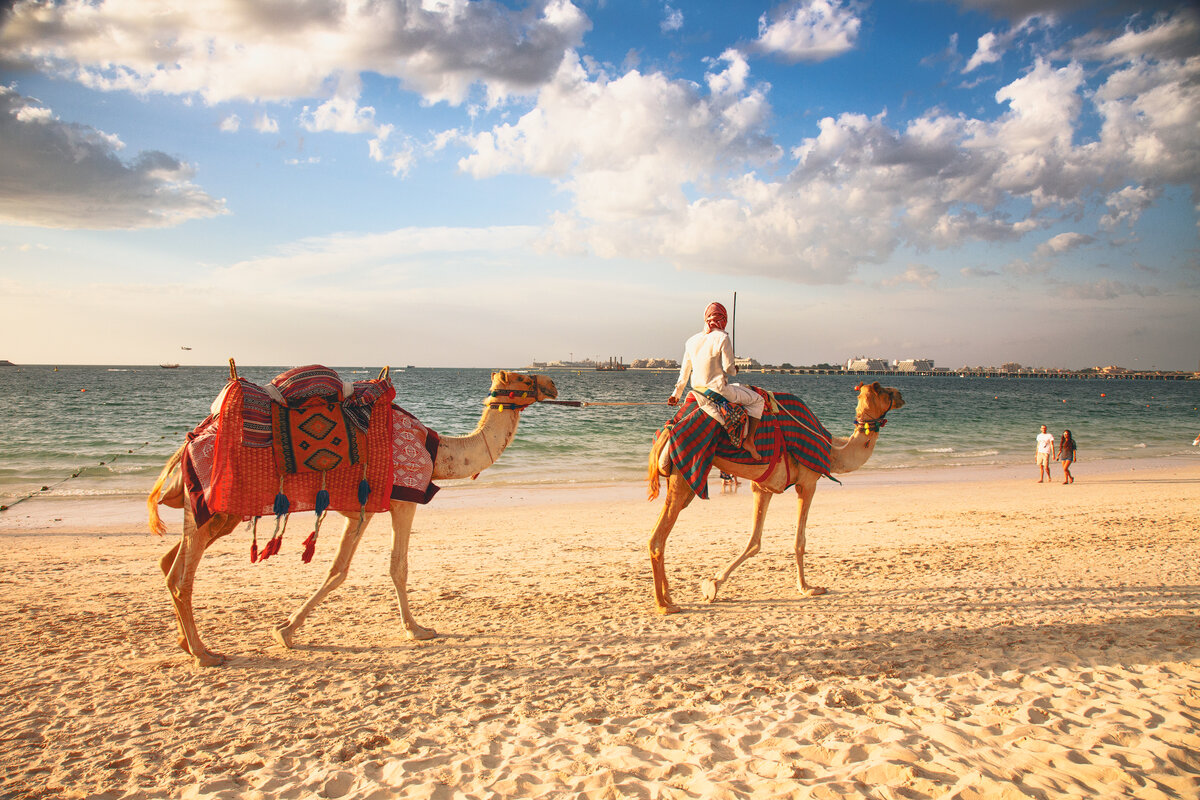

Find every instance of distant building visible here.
[1000,362,1022,373]
[734,356,761,369]
[846,356,891,372]
[894,358,934,372]
[631,358,679,369]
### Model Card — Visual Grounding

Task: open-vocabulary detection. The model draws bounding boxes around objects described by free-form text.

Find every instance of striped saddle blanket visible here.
[662,389,835,499]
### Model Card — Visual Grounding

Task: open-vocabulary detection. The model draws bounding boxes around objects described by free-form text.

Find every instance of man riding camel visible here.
[667,301,764,461]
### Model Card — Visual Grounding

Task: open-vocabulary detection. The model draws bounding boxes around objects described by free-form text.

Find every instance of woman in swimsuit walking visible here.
[1059,429,1077,484]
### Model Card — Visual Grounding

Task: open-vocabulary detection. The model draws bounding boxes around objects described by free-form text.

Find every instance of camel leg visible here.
[648,474,694,614]
[272,511,375,649]
[159,542,187,648]
[701,483,774,603]
[387,500,437,640]
[163,510,239,667]
[793,472,826,597]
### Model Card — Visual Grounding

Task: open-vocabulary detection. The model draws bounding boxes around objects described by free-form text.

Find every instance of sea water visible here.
[0,364,1197,506]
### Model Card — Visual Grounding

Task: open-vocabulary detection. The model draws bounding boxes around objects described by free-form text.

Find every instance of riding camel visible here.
[646,381,904,614]
[147,370,557,666]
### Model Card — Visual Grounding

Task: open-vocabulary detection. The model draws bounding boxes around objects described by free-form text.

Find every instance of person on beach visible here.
[668,301,764,460]
[1059,429,1076,484]
[1036,425,1056,482]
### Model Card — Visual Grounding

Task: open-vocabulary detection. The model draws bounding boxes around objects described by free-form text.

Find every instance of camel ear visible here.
[871,381,882,393]
[888,388,906,409]
[854,382,864,391]
[494,370,508,383]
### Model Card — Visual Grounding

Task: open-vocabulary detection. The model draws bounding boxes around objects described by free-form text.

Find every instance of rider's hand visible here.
[667,395,678,406]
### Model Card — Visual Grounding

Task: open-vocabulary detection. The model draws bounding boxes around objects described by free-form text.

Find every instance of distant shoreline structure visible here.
[525,361,1195,381]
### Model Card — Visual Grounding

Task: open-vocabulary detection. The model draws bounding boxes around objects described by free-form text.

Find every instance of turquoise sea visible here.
[1,364,1197,507]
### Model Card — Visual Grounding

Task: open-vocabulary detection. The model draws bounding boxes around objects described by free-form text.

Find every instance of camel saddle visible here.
[184,366,403,521]
[661,388,836,499]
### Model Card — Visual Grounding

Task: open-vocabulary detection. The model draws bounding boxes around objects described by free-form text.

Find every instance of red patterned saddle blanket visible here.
[183,366,440,525]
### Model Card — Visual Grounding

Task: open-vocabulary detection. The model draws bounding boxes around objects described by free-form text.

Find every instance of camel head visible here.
[853,381,904,433]
[486,371,559,409]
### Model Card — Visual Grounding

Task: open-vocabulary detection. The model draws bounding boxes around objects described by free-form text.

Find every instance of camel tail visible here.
[647,427,669,501]
[147,443,186,536]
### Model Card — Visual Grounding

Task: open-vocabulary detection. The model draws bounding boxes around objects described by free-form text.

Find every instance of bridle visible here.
[853,384,894,435]
[484,376,549,411]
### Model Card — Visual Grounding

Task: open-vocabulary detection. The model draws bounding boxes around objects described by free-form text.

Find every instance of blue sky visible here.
[1,0,1197,370]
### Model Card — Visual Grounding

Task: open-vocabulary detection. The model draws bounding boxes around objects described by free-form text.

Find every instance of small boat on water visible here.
[160,363,180,369]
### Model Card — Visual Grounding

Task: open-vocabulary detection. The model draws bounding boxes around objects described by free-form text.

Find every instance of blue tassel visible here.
[274,492,289,516]
[357,479,370,506]
[315,488,330,516]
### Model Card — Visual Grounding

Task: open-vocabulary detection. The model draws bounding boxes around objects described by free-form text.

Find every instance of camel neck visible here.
[829,425,878,474]
[431,407,521,481]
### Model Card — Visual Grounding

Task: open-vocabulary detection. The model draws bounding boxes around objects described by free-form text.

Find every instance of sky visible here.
[0,0,1197,371]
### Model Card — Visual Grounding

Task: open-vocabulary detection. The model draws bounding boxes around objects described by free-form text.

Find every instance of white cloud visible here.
[964,31,1006,72]
[1100,185,1157,230]
[1034,231,1094,257]
[460,52,777,222]
[881,264,940,288]
[253,113,279,134]
[754,0,862,63]
[661,4,683,33]
[219,114,240,133]
[1065,7,1200,63]
[0,0,591,106]
[0,86,226,229]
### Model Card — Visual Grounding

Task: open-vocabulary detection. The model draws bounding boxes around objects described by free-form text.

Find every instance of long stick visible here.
[541,400,669,407]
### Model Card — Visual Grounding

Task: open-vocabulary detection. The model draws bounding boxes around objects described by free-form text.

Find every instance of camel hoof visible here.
[655,603,683,615]
[193,650,226,668]
[271,625,295,650]
[406,625,438,641]
[801,586,827,597]
[700,579,719,603]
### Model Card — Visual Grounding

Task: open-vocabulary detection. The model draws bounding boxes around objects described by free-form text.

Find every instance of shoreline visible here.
[2,455,1197,530]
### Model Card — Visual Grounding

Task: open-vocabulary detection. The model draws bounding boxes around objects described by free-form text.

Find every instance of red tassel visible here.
[301,531,317,563]
[250,541,258,562]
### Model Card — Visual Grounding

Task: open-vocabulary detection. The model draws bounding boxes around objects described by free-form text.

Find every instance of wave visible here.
[916,447,955,453]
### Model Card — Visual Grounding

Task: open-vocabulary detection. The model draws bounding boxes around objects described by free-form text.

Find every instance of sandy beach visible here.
[1,460,1198,799]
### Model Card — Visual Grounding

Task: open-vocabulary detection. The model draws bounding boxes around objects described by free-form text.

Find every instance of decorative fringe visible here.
[249,518,259,562]
[259,478,290,562]
[356,465,371,530]
[303,480,330,564]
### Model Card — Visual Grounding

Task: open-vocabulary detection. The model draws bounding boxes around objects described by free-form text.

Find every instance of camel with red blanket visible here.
[148,368,557,666]
[646,381,904,614]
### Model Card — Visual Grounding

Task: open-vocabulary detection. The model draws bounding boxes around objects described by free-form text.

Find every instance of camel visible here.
[147,370,558,666]
[646,381,904,614]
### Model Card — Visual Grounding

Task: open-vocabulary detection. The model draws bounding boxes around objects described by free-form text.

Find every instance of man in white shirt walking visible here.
[668,302,764,460]
[1036,424,1056,483]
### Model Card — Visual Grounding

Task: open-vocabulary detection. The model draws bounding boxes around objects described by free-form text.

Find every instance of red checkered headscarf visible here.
[704,302,728,333]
